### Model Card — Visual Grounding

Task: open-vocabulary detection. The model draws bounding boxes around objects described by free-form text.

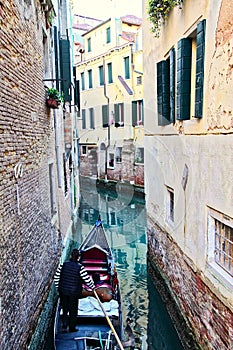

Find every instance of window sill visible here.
[206,262,233,292]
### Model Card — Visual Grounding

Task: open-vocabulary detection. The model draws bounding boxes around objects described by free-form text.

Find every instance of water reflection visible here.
[77,179,184,350]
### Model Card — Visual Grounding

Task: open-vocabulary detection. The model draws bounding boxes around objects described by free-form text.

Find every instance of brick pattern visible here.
[0,1,64,349]
[147,217,233,350]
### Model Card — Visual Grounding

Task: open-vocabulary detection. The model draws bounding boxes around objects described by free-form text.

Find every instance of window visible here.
[137,76,142,85]
[81,109,86,129]
[49,163,57,215]
[135,148,144,164]
[81,72,85,90]
[102,105,108,128]
[156,19,206,125]
[157,48,175,126]
[88,69,93,89]
[166,187,174,224]
[108,153,114,168]
[114,103,124,127]
[82,145,87,155]
[124,56,130,79]
[108,211,117,226]
[87,37,91,52]
[89,108,95,129]
[116,147,122,163]
[99,65,104,86]
[106,27,111,43]
[107,62,113,83]
[132,100,144,126]
[208,209,233,278]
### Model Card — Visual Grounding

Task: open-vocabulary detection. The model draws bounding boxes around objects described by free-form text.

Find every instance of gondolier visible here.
[54,248,95,332]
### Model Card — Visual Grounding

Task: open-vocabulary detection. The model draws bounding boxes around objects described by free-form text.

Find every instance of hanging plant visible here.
[46,88,64,109]
[147,0,183,37]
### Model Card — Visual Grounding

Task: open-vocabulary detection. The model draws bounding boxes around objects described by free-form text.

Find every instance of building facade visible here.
[76,15,144,186]
[0,0,79,348]
[143,0,233,348]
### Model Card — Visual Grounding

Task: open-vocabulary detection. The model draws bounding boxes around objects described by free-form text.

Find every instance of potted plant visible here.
[46,88,63,109]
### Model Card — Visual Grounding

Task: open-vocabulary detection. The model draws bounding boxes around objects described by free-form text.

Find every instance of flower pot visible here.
[46,98,60,109]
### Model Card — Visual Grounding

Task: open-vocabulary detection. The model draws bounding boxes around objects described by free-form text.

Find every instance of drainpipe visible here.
[103,57,110,181]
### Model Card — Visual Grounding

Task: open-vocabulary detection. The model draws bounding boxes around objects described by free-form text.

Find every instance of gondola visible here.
[54,217,124,350]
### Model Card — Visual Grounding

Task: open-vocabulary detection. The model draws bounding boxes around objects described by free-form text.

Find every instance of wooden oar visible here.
[93,289,124,350]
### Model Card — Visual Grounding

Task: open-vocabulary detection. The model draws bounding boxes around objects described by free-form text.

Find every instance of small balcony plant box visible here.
[46,88,63,109]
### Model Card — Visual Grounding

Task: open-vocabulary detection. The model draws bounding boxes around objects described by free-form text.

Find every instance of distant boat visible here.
[54,217,124,350]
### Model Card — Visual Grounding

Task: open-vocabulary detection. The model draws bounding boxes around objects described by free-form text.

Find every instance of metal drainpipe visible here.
[103,57,110,181]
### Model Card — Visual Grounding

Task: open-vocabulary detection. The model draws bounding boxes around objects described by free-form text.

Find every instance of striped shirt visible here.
[54,262,95,291]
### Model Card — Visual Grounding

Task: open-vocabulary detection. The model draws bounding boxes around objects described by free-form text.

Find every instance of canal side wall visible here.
[147,217,233,350]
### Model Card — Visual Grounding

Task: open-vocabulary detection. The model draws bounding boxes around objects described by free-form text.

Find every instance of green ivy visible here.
[147,0,183,37]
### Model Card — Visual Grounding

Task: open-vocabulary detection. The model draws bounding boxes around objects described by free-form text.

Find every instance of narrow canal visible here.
[44,178,184,349]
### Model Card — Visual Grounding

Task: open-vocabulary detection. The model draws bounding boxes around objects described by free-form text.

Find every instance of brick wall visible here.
[0,1,64,348]
[147,217,233,350]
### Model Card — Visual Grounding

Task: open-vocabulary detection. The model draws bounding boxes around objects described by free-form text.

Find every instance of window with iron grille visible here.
[214,219,233,276]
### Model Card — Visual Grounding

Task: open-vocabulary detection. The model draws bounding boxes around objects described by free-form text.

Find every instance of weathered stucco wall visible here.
[143,0,233,348]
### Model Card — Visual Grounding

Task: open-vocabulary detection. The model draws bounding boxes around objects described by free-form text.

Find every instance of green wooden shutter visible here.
[157,60,170,125]
[132,101,137,126]
[170,48,176,123]
[176,38,192,120]
[73,67,80,108]
[124,56,130,79]
[108,63,113,83]
[59,38,71,102]
[195,19,206,118]
[99,66,104,86]
[106,27,111,43]
[141,100,144,125]
[102,105,108,128]
[53,27,59,91]
[88,69,93,88]
[82,109,86,129]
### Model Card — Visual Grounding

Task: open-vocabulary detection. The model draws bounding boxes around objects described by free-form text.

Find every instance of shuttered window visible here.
[114,103,124,127]
[124,56,130,79]
[132,100,144,126]
[170,48,176,123]
[106,27,111,43]
[82,109,86,129]
[176,38,192,120]
[81,72,85,90]
[88,69,93,89]
[89,108,95,129]
[59,38,71,102]
[157,60,170,125]
[108,63,113,83]
[195,19,206,118]
[87,37,91,52]
[102,105,108,128]
[99,65,104,86]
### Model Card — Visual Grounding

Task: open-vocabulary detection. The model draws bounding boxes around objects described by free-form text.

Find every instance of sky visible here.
[73,0,142,20]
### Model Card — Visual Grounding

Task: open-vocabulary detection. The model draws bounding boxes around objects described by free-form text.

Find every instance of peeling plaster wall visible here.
[143,0,233,348]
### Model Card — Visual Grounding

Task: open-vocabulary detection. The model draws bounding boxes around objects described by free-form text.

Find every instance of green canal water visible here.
[42,179,184,350]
